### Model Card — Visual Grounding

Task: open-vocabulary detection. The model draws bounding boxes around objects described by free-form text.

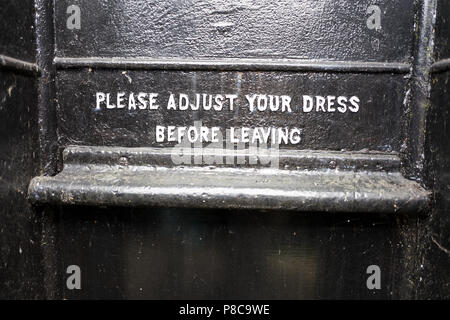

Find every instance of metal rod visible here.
[0,54,41,75]
[430,58,450,73]
[54,56,410,74]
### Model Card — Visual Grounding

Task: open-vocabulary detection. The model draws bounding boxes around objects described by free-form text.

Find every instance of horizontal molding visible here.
[54,56,410,74]
[430,58,450,73]
[61,145,401,172]
[0,54,40,76]
[28,145,429,213]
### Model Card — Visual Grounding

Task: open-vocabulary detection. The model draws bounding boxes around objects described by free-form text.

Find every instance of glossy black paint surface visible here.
[421,70,450,298]
[0,0,42,298]
[0,0,36,62]
[55,0,414,62]
[0,70,42,299]
[35,0,449,300]
[1,0,449,300]
[434,0,450,61]
[420,0,450,298]
[60,208,413,299]
[46,0,445,299]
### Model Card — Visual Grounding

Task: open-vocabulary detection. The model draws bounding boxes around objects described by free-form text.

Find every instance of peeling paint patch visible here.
[7,85,15,97]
